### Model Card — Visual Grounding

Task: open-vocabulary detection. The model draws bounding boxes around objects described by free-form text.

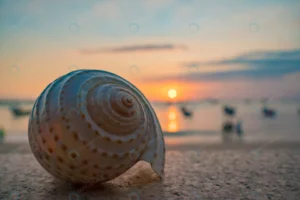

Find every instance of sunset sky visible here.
[0,0,300,101]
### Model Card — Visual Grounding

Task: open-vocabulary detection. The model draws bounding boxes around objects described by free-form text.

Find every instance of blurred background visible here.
[0,0,300,146]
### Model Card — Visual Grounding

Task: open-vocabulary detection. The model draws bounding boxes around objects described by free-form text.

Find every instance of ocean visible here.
[1,100,300,144]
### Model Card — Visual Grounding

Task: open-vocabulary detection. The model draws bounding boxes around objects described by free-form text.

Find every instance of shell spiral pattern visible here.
[28,70,165,184]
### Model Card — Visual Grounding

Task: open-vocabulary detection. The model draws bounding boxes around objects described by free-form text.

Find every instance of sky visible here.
[0,0,300,101]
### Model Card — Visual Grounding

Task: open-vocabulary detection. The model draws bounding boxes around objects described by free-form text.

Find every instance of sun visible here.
[168,89,177,99]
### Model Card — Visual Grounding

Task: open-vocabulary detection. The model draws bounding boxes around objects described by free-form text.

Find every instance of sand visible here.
[0,142,300,200]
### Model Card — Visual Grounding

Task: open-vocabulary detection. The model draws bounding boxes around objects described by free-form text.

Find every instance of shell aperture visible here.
[28,70,165,184]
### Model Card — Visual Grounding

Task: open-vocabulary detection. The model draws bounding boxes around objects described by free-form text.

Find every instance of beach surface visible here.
[1,141,300,200]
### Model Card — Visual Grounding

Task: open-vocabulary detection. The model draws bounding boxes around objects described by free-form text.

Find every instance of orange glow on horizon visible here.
[132,80,206,102]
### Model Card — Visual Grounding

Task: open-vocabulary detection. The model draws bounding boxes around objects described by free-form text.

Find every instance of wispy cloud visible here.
[184,49,300,66]
[80,44,187,54]
[146,49,300,82]
[184,49,300,77]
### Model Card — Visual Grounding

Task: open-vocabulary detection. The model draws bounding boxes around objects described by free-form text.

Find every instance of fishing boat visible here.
[10,106,31,117]
[223,105,236,116]
[262,107,276,118]
[222,121,234,133]
[180,106,193,118]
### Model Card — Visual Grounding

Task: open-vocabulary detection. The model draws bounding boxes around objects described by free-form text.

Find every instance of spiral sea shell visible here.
[28,70,165,184]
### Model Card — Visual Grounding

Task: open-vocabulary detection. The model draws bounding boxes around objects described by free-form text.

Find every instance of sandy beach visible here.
[1,141,299,200]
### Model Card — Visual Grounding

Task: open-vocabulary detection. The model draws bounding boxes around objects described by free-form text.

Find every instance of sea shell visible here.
[28,70,165,184]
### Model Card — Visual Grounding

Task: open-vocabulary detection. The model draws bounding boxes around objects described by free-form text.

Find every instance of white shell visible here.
[28,70,165,184]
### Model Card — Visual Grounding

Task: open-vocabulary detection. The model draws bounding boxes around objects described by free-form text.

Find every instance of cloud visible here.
[184,49,300,78]
[145,49,300,82]
[80,44,187,54]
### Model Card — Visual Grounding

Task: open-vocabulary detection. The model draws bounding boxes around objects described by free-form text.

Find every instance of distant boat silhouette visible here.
[222,121,234,133]
[236,120,244,137]
[180,106,193,118]
[10,106,31,117]
[223,105,236,116]
[0,125,5,143]
[262,107,276,118]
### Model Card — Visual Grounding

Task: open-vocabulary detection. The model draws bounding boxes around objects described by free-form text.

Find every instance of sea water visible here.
[0,100,300,144]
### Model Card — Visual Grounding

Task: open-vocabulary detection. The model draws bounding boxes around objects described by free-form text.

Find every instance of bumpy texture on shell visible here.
[28,70,165,184]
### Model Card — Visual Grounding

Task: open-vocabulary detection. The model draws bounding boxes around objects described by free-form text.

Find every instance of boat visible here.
[0,126,5,143]
[223,105,236,116]
[180,106,193,118]
[262,107,276,118]
[222,121,234,133]
[10,106,31,117]
[236,120,244,136]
